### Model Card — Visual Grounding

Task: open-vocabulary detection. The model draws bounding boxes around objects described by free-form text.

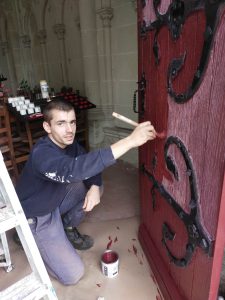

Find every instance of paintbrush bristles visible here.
[112,112,138,127]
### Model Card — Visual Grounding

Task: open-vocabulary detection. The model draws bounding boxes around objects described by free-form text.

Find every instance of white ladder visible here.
[0,151,58,300]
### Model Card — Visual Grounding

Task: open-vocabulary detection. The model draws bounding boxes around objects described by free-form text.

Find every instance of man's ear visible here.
[43,121,51,134]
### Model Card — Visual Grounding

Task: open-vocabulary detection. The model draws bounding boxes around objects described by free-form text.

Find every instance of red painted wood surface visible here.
[138,1,225,299]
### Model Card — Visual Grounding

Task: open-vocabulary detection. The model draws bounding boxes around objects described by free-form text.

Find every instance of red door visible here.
[137,1,225,299]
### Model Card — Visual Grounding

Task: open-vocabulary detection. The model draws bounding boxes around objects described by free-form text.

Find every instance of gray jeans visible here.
[28,181,87,285]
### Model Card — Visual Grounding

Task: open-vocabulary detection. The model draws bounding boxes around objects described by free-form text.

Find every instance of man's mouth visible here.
[65,135,74,140]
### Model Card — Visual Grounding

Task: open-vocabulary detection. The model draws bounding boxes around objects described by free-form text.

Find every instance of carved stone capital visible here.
[37,29,47,44]
[21,35,31,48]
[97,8,113,28]
[0,41,9,56]
[53,23,65,40]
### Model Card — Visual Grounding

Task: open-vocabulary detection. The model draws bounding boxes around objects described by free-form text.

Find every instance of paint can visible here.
[101,250,119,278]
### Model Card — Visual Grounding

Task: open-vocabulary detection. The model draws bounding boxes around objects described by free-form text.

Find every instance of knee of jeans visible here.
[60,262,85,286]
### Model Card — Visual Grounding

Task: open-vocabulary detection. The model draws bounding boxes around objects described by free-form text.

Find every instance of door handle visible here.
[133,71,146,115]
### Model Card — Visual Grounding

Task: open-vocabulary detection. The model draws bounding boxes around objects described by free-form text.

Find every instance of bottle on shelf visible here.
[40,80,50,101]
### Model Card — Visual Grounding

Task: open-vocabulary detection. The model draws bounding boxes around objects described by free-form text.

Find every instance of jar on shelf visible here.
[40,80,49,100]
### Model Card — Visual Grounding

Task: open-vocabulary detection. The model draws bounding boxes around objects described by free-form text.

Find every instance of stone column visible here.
[53,23,69,86]
[78,0,104,149]
[78,0,101,105]
[20,34,35,88]
[96,6,113,108]
[37,29,49,82]
[1,40,18,94]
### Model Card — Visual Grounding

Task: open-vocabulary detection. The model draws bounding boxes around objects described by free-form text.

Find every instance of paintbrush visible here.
[112,112,166,139]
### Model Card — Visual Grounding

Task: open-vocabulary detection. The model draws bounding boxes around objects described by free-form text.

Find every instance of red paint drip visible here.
[96,283,101,287]
[132,238,136,241]
[116,226,120,230]
[133,245,137,256]
[114,236,118,243]
[106,240,112,249]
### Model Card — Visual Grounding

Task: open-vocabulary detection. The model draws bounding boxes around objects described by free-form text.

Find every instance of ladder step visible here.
[0,273,52,300]
[0,206,20,233]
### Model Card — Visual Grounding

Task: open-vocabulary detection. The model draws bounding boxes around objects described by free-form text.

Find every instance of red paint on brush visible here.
[156,130,166,139]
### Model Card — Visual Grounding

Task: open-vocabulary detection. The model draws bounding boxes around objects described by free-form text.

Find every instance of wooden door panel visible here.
[138,1,225,299]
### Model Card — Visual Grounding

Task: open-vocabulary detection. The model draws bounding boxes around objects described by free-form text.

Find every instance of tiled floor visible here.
[0,162,163,300]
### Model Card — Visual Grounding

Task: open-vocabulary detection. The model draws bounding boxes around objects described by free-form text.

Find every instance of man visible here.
[16,98,156,285]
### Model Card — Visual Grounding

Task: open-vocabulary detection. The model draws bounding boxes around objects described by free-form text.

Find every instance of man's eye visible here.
[71,121,76,125]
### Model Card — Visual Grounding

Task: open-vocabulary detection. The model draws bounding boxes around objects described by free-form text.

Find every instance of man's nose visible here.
[66,123,73,132]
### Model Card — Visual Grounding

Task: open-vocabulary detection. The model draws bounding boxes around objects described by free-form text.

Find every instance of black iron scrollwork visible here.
[140,0,225,102]
[140,1,204,44]
[153,0,187,40]
[167,52,188,103]
[141,136,214,267]
[141,0,146,8]
[133,72,146,114]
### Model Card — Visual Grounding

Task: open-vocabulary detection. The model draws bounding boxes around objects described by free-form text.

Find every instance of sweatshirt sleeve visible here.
[32,143,115,184]
[83,173,102,188]
[75,142,103,188]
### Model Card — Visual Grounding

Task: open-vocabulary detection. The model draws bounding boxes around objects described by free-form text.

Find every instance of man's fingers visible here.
[83,198,93,212]
[83,197,88,209]
[139,121,151,127]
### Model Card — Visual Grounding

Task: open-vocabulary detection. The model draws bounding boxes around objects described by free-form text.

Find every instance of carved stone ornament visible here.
[37,29,47,44]
[20,35,31,48]
[97,7,113,27]
[53,24,65,40]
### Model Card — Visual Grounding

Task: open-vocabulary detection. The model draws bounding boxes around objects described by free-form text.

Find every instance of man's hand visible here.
[128,121,156,147]
[111,121,156,159]
[83,185,101,212]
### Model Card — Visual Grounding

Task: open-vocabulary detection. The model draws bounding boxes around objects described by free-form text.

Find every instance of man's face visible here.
[43,109,76,148]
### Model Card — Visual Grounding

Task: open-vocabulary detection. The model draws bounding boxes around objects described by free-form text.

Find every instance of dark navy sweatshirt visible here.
[16,136,116,218]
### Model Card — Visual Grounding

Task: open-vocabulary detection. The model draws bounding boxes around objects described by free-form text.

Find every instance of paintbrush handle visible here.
[112,112,166,139]
[112,112,138,127]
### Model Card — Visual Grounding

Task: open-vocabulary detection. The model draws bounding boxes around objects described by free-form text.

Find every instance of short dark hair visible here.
[43,98,75,123]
